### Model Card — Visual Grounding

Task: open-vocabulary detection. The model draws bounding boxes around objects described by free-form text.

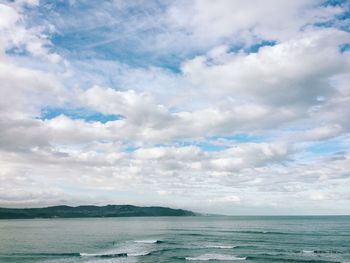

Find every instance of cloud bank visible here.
[0,0,350,214]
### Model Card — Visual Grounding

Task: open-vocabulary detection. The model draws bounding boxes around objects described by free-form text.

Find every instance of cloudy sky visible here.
[0,0,350,215]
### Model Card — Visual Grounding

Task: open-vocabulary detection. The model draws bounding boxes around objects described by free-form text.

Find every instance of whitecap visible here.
[128,251,151,256]
[79,252,127,258]
[205,245,236,249]
[80,252,100,257]
[302,250,314,254]
[134,240,161,244]
[186,253,246,261]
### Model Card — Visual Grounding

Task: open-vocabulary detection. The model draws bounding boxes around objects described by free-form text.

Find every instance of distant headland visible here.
[0,205,196,219]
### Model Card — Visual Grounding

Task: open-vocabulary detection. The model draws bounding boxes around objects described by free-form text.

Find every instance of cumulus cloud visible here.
[302,124,343,141]
[182,29,350,106]
[167,0,344,44]
[0,1,61,62]
[0,0,349,214]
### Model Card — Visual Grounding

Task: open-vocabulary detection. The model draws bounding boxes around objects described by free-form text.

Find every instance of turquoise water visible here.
[0,216,349,262]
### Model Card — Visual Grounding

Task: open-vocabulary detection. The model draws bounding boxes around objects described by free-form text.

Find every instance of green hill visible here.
[0,205,196,219]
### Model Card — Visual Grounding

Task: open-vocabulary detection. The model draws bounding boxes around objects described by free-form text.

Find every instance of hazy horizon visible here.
[1,204,350,216]
[1,0,350,216]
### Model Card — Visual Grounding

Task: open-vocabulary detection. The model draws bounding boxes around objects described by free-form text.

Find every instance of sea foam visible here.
[134,239,162,244]
[205,245,236,249]
[186,253,246,261]
[80,252,127,258]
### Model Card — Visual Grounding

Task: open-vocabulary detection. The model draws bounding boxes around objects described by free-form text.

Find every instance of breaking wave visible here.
[134,239,163,244]
[185,254,246,261]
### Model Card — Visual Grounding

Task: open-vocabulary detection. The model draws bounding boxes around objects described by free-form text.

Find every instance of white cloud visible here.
[302,124,343,141]
[182,29,350,107]
[310,193,326,201]
[0,0,349,214]
[167,0,344,44]
[210,195,241,204]
[0,1,61,63]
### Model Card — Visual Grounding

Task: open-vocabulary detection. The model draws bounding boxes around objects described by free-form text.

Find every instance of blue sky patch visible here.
[306,139,346,155]
[245,40,276,53]
[340,43,350,52]
[40,107,123,123]
[209,134,265,144]
[197,143,228,152]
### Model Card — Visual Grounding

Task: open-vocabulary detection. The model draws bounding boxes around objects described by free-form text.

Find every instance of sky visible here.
[0,0,350,215]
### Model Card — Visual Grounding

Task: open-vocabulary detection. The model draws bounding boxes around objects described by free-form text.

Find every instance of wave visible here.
[234,245,258,249]
[302,249,343,254]
[314,250,343,254]
[221,230,293,235]
[79,239,162,259]
[185,254,246,261]
[253,248,345,255]
[134,239,163,244]
[128,251,152,256]
[302,250,314,254]
[80,250,153,258]
[1,252,81,257]
[219,230,350,237]
[205,245,236,249]
[80,252,127,258]
[142,245,237,256]
[245,255,341,263]
[179,233,209,237]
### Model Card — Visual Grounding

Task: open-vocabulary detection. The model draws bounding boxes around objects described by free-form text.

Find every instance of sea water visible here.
[0,216,349,262]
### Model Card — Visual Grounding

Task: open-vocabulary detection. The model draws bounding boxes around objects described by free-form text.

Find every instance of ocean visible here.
[0,216,349,262]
